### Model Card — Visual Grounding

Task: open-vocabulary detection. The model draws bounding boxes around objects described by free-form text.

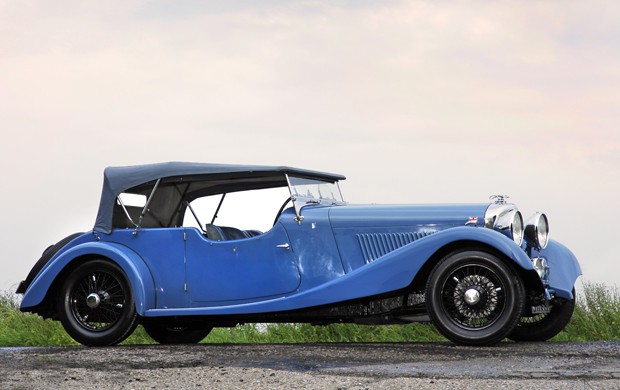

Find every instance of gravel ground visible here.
[1,341,619,389]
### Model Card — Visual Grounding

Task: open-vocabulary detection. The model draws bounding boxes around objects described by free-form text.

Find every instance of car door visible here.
[184,223,301,304]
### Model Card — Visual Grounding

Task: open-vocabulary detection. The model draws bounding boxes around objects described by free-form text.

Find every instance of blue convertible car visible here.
[17,162,581,346]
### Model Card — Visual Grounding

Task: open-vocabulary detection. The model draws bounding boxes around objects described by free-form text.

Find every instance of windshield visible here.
[288,176,344,204]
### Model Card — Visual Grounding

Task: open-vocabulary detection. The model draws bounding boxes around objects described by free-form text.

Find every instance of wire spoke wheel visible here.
[426,250,524,346]
[70,271,126,331]
[58,260,138,346]
[441,264,507,329]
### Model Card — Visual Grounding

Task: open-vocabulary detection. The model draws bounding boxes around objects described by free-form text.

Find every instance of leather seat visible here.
[205,224,262,241]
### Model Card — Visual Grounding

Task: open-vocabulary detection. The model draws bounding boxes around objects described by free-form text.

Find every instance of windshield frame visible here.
[286,174,345,222]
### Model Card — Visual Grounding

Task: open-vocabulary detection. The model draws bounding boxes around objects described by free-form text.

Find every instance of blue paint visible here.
[534,240,582,299]
[184,224,301,305]
[21,241,155,315]
[19,163,582,326]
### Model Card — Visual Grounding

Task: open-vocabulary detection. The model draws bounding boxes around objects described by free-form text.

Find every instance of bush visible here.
[553,282,620,341]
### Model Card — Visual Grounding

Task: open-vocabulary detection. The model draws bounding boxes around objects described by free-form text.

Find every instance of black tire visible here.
[57,259,138,346]
[143,322,212,344]
[426,250,525,346]
[508,288,576,342]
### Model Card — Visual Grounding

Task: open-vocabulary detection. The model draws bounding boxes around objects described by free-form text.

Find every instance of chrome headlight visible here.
[524,212,549,249]
[490,208,524,246]
[506,210,524,246]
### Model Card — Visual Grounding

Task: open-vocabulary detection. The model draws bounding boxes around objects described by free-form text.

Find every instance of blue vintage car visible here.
[17,162,581,346]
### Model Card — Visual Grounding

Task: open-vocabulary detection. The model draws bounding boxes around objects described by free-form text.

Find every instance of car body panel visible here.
[20,241,155,315]
[279,207,347,290]
[184,223,301,304]
[147,225,541,317]
[328,203,489,272]
[99,229,188,309]
[534,240,582,299]
[21,219,552,317]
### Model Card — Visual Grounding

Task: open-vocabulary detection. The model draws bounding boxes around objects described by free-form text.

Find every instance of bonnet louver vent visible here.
[357,232,433,263]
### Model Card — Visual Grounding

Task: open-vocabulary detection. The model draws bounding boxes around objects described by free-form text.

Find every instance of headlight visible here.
[485,200,524,246]
[524,212,549,249]
[495,209,524,246]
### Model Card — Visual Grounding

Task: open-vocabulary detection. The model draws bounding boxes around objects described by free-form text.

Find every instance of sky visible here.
[1,1,618,292]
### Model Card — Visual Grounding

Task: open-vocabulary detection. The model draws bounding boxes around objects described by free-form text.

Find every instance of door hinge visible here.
[184,282,188,292]
[183,231,187,241]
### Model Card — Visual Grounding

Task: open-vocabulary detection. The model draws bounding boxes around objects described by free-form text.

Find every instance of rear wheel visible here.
[426,250,525,346]
[57,259,138,346]
[508,288,576,342]
[143,322,212,344]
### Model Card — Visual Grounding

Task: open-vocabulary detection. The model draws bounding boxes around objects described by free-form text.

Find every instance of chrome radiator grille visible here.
[357,232,432,263]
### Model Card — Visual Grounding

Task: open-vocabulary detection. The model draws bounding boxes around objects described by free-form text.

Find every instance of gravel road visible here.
[1,341,618,389]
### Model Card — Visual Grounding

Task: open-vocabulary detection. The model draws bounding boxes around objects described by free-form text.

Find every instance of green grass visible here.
[203,322,445,344]
[1,282,618,347]
[552,282,620,342]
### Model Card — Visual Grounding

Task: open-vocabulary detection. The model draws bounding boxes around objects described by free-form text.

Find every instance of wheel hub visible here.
[464,288,481,305]
[453,274,499,320]
[86,293,101,309]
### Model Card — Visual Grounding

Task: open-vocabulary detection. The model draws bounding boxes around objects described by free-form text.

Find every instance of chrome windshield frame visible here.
[285,173,345,224]
[285,174,304,223]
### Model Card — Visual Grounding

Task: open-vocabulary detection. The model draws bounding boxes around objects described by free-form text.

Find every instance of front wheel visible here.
[508,288,576,342]
[426,250,525,346]
[143,322,212,344]
[57,259,138,346]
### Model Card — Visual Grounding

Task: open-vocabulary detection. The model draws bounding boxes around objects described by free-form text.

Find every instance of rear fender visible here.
[20,242,156,315]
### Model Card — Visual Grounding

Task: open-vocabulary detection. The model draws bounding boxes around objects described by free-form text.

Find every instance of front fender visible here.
[20,242,156,316]
[405,226,536,271]
[537,240,582,299]
[324,226,539,305]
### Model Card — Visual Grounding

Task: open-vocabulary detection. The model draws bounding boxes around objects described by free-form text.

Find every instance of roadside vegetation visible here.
[1,282,618,347]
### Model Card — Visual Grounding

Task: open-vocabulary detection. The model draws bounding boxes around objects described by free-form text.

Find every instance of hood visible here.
[328,203,490,229]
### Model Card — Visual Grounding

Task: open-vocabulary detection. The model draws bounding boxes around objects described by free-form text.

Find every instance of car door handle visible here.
[276,243,290,250]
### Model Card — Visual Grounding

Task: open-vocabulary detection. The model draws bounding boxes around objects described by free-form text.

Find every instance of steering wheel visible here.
[273,197,292,226]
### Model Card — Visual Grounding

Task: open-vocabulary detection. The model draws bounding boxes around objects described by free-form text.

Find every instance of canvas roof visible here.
[94,162,345,234]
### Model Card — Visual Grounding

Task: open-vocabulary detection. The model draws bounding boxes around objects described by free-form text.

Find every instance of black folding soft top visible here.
[94,161,345,234]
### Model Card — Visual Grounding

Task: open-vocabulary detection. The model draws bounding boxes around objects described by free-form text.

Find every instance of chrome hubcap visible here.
[86,293,101,309]
[464,288,481,305]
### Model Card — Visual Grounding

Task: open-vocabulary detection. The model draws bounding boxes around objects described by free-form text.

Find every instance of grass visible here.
[1,282,618,347]
[204,322,445,344]
[552,282,620,342]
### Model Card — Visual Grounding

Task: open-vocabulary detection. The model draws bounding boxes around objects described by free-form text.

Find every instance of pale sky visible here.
[1,1,619,292]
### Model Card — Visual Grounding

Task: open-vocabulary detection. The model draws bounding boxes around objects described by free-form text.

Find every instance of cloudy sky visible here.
[1,1,618,292]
